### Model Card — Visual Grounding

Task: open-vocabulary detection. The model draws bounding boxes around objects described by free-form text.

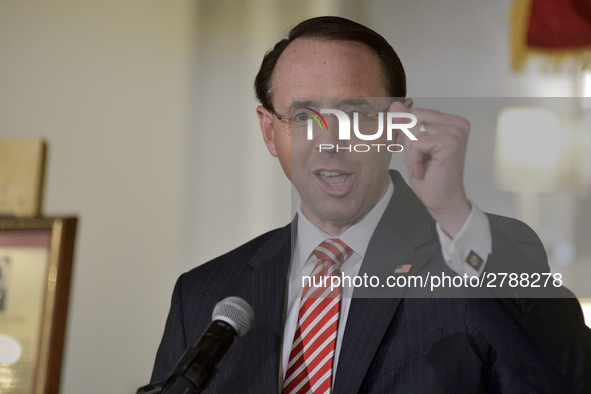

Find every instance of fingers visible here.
[404,134,438,180]
[390,103,469,148]
[387,101,471,223]
[388,102,470,181]
[410,108,470,138]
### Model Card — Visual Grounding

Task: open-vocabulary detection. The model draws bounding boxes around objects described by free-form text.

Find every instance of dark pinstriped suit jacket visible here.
[149,171,591,393]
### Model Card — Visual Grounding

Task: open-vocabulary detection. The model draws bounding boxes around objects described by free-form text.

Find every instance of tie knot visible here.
[313,238,353,267]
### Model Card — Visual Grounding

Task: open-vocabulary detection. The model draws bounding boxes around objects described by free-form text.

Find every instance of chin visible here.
[317,204,359,224]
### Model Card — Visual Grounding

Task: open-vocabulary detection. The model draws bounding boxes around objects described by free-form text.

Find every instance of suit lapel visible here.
[333,170,437,393]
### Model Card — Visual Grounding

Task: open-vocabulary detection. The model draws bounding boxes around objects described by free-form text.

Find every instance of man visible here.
[147,16,591,393]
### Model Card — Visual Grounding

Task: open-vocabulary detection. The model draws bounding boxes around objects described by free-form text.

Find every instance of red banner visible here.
[512,0,591,71]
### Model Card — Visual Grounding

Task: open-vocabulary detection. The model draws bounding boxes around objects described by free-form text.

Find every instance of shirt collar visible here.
[296,179,394,269]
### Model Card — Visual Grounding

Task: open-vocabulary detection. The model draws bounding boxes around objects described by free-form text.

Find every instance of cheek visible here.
[279,138,314,183]
[274,134,292,180]
[278,159,291,180]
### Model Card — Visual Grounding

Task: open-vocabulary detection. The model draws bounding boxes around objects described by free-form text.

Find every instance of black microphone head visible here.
[212,297,254,337]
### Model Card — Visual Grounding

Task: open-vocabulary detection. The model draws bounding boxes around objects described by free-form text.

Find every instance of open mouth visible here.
[317,170,349,186]
[315,170,354,197]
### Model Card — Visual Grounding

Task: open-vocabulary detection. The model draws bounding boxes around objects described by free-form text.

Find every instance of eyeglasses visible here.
[272,106,389,137]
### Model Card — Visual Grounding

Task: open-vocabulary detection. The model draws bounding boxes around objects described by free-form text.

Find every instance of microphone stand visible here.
[137,320,236,394]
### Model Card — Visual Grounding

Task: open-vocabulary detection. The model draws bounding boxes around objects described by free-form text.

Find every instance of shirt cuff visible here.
[436,202,491,277]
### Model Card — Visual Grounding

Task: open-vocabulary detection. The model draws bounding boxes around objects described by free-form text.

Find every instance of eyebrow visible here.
[291,99,315,108]
[290,97,370,111]
[288,97,392,113]
[274,100,314,117]
[337,97,372,107]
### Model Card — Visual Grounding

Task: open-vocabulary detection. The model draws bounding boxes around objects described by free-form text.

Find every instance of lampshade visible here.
[494,107,570,193]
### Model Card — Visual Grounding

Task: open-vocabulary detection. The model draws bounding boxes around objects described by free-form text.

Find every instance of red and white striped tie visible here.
[283,238,353,394]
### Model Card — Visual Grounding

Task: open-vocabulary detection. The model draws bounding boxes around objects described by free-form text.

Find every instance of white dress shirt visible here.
[281,179,492,382]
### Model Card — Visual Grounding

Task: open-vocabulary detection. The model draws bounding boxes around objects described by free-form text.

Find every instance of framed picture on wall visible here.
[0,217,77,394]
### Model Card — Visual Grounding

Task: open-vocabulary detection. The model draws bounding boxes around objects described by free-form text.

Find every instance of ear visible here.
[257,105,278,157]
[404,97,414,111]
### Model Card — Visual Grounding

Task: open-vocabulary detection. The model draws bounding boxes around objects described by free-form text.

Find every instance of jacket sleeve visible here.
[468,215,591,393]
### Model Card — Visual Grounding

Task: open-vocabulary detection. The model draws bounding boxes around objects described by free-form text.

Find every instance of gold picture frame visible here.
[0,217,77,393]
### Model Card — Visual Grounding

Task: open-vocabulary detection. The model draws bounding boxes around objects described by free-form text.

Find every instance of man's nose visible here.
[316,114,347,152]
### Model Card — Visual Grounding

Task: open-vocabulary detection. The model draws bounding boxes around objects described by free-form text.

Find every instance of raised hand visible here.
[391,100,472,238]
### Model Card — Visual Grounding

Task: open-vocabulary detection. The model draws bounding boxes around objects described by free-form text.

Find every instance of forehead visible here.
[270,38,388,107]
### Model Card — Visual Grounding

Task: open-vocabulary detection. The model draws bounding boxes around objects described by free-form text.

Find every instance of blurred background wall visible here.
[1,1,589,393]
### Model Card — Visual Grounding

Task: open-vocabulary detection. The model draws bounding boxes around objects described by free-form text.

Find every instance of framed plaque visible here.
[0,217,77,394]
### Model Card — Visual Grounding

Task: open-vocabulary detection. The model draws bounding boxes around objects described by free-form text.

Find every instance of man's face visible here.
[257,38,396,235]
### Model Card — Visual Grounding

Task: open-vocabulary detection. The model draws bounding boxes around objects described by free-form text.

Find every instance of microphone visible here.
[159,296,254,394]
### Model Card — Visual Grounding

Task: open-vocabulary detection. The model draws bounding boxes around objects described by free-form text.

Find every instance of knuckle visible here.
[458,117,470,133]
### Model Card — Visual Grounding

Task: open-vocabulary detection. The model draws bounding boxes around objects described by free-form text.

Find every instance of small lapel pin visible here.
[394,264,412,274]
[465,250,485,271]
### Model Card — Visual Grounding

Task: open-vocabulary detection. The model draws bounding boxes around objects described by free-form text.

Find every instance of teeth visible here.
[317,171,348,187]
[318,171,342,176]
